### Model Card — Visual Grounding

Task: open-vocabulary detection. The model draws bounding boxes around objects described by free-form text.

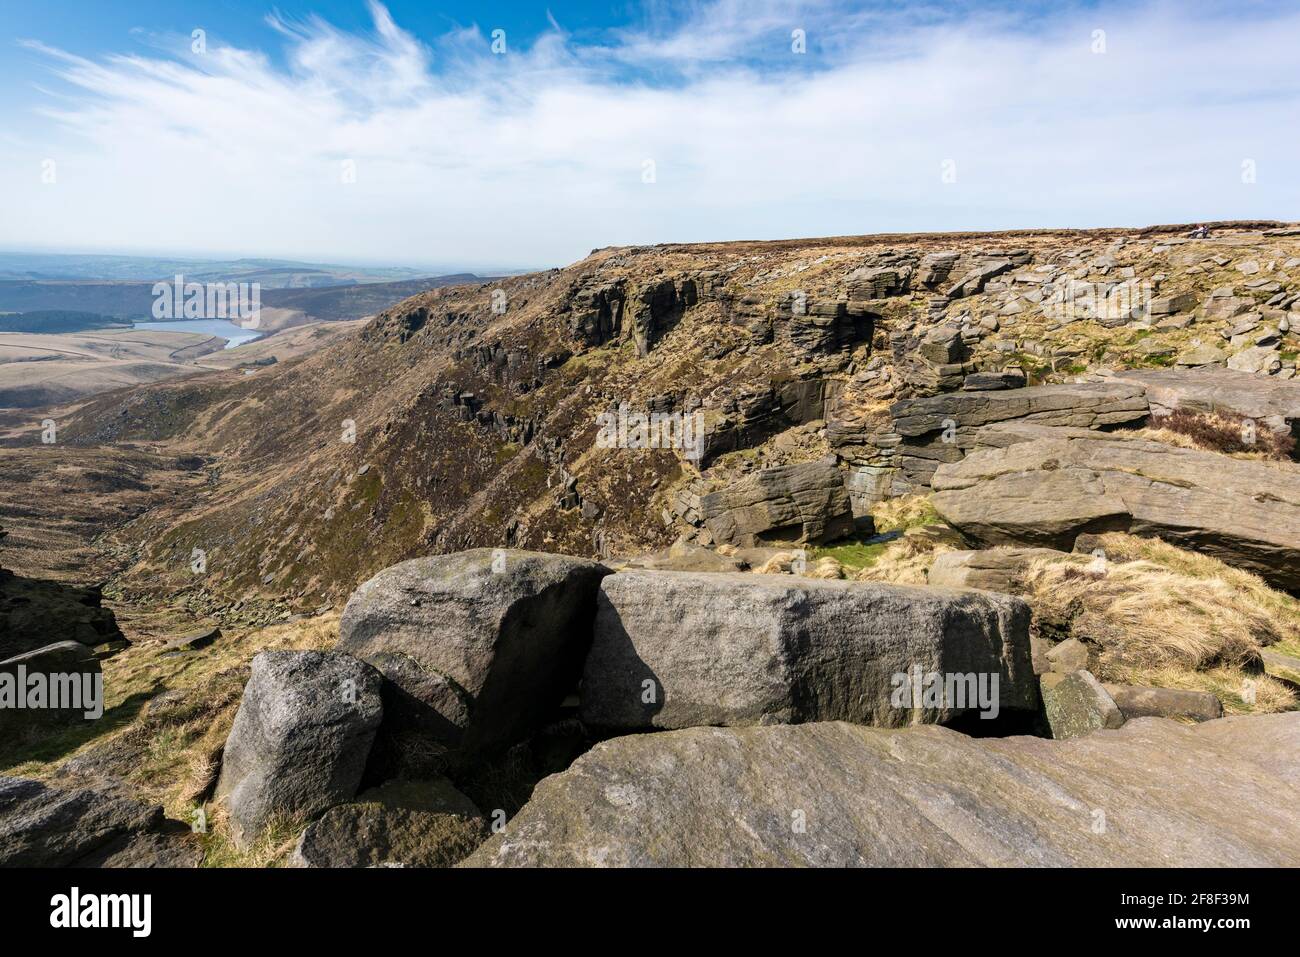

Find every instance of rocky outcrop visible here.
[889,382,1148,488]
[689,456,854,547]
[1100,366,1300,448]
[338,549,610,767]
[930,434,1300,592]
[0,571,124,660]
[580,570,1035,730]
[293,778,487,868]
[465,713,1300,867]
[216,650,384,846]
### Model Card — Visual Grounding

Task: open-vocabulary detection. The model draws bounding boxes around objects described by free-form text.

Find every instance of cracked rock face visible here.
[338,549,610,763]
[579,569,1035,731]
[931,434,1300,591]
[696,456,854,547]
[464,713,1300,867]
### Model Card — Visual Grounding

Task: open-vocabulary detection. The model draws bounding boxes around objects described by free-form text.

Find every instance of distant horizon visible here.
[3,215,1295,282]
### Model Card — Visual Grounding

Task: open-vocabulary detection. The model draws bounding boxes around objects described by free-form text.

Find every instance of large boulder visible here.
[293,778,486,868]
[339,549,609,768]
[0,776,168,867]
[931,434,1300,592]
[697,456,854,547]
[889,382,1149,487]
[464,713,1300,867]
[216,650,383,846]
[580,570,1035,730]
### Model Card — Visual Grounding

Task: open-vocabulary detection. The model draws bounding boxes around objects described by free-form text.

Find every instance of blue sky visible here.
[1,1,1297,271]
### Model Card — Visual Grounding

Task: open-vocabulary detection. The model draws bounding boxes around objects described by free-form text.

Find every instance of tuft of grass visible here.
[811,538,890,570]
[1018,535,1299,714]
[870,493,942,534]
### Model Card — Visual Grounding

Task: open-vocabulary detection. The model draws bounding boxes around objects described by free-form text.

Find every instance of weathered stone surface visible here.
[1046,638,1090,674]
[293,778,486,868]
[465,713,1300,866]
[1041,671,1124,739]
[927,547,1082,592]
[77,829,205,868]
[580,570,1035,730]
[698,456,853,547]
[0,775,165,867]
[216,650,383,846]
[1228,345,1282,375]
[890,383,1148,487]
[0,570,124,660]
[1102,684,1223,722]
[339,549,610,763]
[931,435,1300,591]
[614,541,746,573]
[1101,366,1300,443]
[161,626,222,653]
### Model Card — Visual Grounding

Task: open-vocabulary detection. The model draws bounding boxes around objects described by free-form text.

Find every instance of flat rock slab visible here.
[580,570,1035,730]
[216,650,384,846]
[160,626,222,653]
[339,549,610,763]
[294,778,486,868]
[1103,683,1223,722]
[931,435,1300,592]
[1101,367,1300,440]
[0,776,165,867]
[465,713,1300,867]
[927,547,1083,592]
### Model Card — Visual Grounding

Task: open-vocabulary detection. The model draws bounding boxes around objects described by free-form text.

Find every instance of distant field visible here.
[0,320,366,409]
[0,272,492,326]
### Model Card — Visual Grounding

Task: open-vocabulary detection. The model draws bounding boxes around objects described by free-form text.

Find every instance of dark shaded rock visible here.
[0,641,102,740]
[339,549,610,764]
[0,775,164,867]
[0,571,124,660]
[293,778,487,868]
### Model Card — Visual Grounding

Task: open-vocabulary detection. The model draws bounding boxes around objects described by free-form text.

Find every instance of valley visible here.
[3,221,1300,869]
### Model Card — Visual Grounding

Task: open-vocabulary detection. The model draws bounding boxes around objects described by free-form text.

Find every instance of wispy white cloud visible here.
[4,0,1298,269]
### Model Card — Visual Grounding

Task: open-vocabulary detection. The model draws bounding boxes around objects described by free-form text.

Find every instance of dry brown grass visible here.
[855,530,961,586]
[1019,535,1299,713]
[870,493,942,533]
